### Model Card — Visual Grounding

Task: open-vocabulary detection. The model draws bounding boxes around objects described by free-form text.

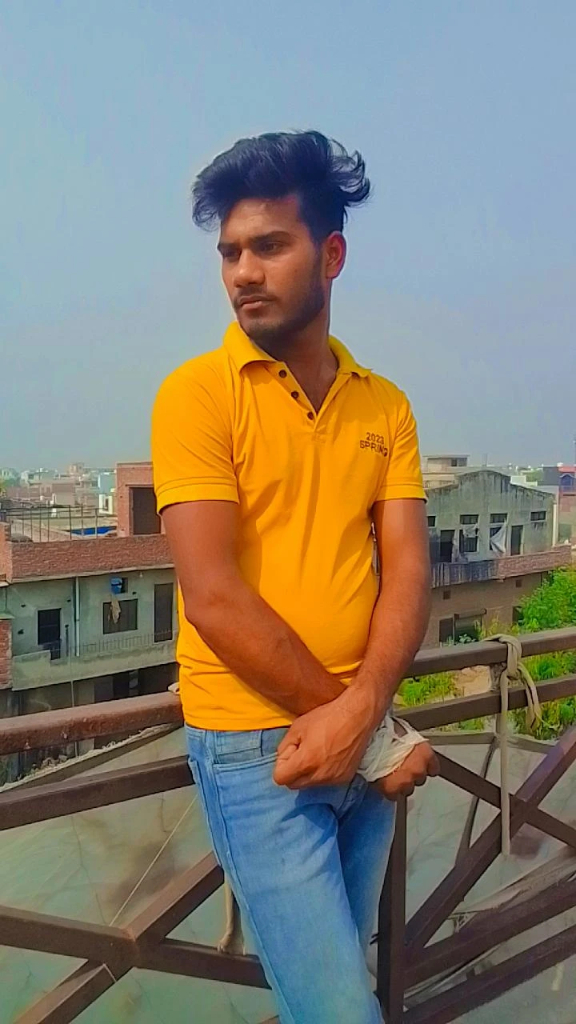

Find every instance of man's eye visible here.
[222,250,240,263]
[260,242,282,255]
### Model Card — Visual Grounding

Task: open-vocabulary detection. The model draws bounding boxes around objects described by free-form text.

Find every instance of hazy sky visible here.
[2,1,575,470]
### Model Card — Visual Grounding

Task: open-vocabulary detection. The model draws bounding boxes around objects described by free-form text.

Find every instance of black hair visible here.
[191,130,371,241]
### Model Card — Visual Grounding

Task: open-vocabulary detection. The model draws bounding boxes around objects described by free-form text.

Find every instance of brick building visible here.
[0,519,177,780]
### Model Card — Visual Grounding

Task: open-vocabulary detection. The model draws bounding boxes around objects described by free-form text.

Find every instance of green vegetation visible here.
[512,567,576,739]
[396,568,576,740]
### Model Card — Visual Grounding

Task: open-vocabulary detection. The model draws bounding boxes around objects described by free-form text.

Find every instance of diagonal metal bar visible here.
[405,727,576,953]
[14,963,120,1024]
[438,750,576,850]
[454,738,496,864]
[0,757,191,831]
[128,851,223,943]
[406,875,576,988]
[403,920,576,1024]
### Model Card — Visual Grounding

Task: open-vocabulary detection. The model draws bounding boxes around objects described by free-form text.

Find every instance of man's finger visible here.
[277,729,300,757]
[427,753,440,777]
[273,747,309,786]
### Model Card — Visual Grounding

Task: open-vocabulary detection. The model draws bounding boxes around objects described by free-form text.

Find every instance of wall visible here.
[427,471,555,561]
[0,523,171,582]
[8,567,177,690]
[116,462,155,536]
[0,617,11,688]
[424,571,544,647]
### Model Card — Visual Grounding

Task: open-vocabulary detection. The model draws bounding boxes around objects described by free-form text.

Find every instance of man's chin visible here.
[237,311,284,344]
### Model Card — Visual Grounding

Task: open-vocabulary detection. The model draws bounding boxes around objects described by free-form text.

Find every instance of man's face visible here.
[218,195,344,345]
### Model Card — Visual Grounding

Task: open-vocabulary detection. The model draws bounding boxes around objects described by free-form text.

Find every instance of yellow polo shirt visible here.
[152,323,425,730]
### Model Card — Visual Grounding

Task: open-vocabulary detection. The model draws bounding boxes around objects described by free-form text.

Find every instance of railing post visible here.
[377,795,407,1023]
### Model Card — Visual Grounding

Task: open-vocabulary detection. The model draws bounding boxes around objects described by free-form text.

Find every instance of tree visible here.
[518,567,576,632]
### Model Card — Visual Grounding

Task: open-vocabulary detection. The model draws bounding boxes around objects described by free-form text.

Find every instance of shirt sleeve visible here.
[376,389,426,502]
[151,363,239,513]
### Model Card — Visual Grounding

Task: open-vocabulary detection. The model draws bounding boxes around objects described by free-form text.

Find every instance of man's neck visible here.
[260,322,338,412]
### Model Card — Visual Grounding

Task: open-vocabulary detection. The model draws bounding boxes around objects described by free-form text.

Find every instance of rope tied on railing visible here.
[488,633,542,857]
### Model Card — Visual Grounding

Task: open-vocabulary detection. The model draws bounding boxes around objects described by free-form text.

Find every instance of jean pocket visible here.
[213,729,280,769]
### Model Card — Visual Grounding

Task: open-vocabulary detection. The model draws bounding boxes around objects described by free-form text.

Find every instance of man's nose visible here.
[233,251,265,289]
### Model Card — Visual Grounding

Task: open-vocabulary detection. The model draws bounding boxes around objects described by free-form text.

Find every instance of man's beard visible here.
[241,269,325,347]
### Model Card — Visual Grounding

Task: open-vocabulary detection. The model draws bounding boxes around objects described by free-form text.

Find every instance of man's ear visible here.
[324,232,346,281]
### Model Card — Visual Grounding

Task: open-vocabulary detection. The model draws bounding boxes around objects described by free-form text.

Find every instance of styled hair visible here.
[191,130,371,240]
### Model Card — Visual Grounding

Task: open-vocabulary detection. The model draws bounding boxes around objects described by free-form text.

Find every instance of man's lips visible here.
[237,296,272,309]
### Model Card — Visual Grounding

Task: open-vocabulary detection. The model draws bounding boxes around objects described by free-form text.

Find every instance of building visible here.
[116,461,161,536]
[541,464,576,542]
[0,519,177,778]
[425,469,571,645]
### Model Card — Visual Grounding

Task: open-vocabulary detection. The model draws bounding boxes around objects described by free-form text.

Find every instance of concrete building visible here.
[541,464,576,542]
[425,469,571,645]
[0,521,177,779]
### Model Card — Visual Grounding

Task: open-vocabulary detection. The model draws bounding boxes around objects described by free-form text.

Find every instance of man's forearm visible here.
[186,578,345,718]
[346,559,431,730]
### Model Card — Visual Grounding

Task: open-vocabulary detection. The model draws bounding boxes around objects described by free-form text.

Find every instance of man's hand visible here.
[375,742,439,801]
[273,692,373,789]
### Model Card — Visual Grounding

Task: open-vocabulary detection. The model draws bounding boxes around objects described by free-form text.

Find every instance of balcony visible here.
[1,628,576,1022]
[431,560,498,587]
[431,545,572,588]
[11,631,177,689]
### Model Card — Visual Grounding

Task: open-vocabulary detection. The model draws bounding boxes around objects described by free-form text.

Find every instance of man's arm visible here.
[273,498,431,787]
[161,500,346,717]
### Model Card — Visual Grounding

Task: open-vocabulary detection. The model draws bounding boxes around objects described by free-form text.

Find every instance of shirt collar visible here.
[223,321,370,378]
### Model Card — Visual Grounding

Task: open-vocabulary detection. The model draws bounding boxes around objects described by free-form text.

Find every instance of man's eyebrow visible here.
[217,230,292,253]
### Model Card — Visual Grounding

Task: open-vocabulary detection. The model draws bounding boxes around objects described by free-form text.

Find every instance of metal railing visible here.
[431,559,498,587]
[1,626,576,1023]
[14,631,177,662]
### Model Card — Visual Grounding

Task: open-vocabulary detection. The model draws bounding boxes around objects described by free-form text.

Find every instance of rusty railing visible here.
[1,626,576,1023]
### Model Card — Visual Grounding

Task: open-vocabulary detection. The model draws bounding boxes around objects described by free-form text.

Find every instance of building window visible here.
[530,511,547,522]
[103,599,138,634]
[443,589,451,600]
[454,616,482,643]
[515,578,523,589]
[459,530,479,554]
[37,608,62,660]
[460,514,479,525]
[427,515,436,528]
[490,513,508,524]
[110,576,128,595]
[439,617,454,644]
[510,525,524,556]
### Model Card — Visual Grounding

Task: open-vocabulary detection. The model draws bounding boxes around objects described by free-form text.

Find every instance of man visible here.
[152,130,435,1023]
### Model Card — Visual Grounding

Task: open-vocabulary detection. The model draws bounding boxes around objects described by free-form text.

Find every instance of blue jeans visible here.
[185,725,396,1024]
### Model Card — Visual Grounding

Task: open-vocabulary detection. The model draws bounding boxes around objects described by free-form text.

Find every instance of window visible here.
[103,599,138,634]
[443,589,451,600]
[37,608,61,660]
[154,583,174,642]
[427,515,436,528]
[110,576,128,595]
[490,513,508,524]
[439,617,454,644]
[439,530,455,562]
[454,617,482,643]
[511,525,524,556]
[530,511,547,522]
[515,578,523,589]
[459,530,479,554]
[460,514,479,525]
